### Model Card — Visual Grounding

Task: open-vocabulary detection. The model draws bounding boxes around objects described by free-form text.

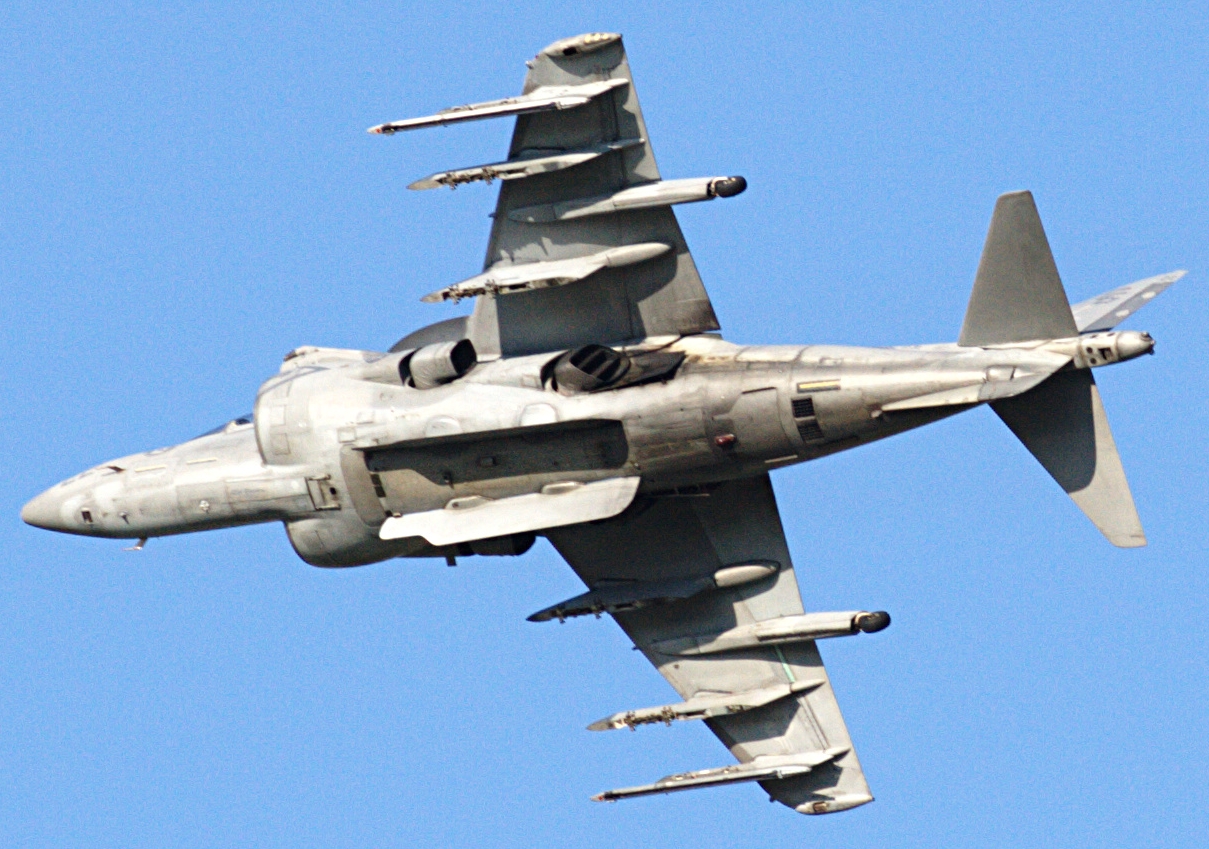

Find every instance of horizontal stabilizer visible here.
[508,176,746,223]
[592,748,848,802]
[379,477,640,546]
[422,242,670,303]
[527,561,778,622]
[368,79,629,134]
[959,191,1078,346]
[992,370,1145,547]
[588,680,823,731]
[407,139,644,190]
[652,610,891,656]
[1071,270,1185,332]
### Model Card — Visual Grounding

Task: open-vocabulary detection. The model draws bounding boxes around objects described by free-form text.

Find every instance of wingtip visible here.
[793,792,875,814]
[1109,533,1147,549]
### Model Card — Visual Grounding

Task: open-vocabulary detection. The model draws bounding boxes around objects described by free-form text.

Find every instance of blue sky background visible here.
[3,2,1207,846]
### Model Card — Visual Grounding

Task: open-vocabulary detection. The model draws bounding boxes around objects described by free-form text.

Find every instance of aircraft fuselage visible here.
[21,330,1151,565]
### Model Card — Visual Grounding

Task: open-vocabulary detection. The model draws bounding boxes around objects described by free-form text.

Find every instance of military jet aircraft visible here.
[22,33,1181,815]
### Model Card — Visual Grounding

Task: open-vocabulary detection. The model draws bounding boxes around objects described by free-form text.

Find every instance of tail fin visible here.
[959,191,1078,346]
[962,191,1146,547]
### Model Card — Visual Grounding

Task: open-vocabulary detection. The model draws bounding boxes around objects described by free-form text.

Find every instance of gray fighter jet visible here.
[22,33,1181,815]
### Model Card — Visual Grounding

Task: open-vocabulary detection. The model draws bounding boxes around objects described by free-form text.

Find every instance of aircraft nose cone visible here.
[21,489,67,531]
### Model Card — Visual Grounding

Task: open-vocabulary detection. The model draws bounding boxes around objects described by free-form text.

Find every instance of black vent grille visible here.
[370,473,387,499]
[797,420,825,442]
[793,395,825,443]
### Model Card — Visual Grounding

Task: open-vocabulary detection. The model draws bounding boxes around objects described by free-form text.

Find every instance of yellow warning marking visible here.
[796,380,841,393]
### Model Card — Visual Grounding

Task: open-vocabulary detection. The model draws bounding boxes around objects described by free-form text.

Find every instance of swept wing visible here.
[371,33,742,357]
[542,475,879,814]
[373,33,876,814]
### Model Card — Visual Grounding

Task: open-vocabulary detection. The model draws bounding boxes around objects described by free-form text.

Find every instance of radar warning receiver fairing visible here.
[22,33,1182,816]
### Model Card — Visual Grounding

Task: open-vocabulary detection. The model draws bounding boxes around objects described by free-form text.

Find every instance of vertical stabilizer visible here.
[959,191,1078,346]
[991,370,1145,548]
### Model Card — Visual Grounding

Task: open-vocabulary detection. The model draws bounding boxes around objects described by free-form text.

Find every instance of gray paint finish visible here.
[468,35,722,357]
[20,32,1180,819]
[959,190,1078,346]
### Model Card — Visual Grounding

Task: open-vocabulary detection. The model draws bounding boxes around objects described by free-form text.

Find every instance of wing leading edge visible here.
[542,475,883,815]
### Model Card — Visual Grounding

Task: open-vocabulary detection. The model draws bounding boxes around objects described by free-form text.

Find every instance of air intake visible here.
[405,339,477,389]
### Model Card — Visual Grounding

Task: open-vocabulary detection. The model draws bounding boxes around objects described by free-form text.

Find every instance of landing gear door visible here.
[306,475,341,511]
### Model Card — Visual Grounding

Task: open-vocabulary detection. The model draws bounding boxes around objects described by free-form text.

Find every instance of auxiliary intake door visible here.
[306,475,341,511]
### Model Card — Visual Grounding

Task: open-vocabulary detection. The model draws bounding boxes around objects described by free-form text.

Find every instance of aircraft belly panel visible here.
[379,476,641,545]
[363,419,631,522]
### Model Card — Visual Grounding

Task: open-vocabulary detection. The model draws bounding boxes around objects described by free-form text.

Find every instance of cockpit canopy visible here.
[195,415,253,439]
